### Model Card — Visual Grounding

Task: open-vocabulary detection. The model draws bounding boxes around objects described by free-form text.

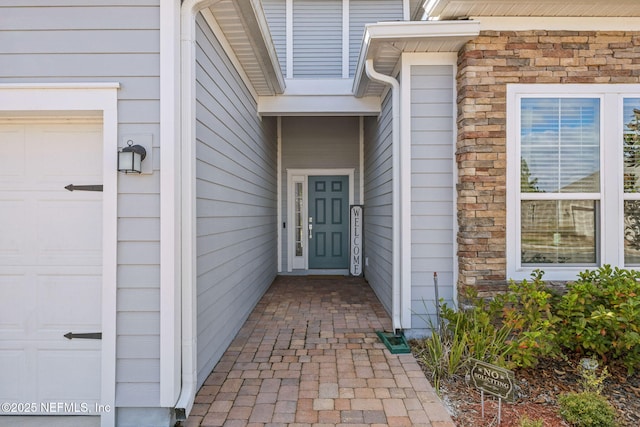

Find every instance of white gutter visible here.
[352,20,480,97]
[365,59,402,333]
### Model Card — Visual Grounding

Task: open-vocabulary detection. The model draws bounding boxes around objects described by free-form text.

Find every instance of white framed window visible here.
[507,84,640,280]
[623,97,640,266]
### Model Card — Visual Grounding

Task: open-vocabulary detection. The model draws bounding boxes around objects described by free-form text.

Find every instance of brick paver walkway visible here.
[186,275,455,427]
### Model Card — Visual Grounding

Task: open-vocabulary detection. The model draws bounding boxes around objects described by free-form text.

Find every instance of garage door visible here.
[0,122,103,414]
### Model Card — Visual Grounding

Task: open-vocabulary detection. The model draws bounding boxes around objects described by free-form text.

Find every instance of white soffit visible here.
[427,0,640,19]
[475,17,640,32]
[353,20,480,98]
[206,0,284,95]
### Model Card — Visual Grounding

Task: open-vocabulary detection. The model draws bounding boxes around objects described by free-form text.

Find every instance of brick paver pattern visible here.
[186,276,455,427]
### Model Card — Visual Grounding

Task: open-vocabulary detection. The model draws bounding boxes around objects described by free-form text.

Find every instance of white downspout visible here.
[175,0,222,419]
[365,59,402,333]
[174,1,197,419]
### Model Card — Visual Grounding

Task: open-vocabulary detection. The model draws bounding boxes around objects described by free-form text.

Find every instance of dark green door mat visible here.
[376,331,411,354]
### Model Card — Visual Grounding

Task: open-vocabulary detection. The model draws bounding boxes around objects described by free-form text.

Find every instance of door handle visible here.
[64,332,102,340]
[309,217,313,239]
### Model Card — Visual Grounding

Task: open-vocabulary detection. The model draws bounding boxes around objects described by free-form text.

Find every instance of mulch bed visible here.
[413,353,640,426]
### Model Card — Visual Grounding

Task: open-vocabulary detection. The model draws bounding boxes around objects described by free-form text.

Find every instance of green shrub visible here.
[414,291,514,392]
[556,265,640,374]
[519,416,544,427]
[577,358,609,395]
[415,324,467,393]
[416,331,444,392]
[495,270,561,369]
[558,392,619,427]
[441,293,514,366]
[415,272,560,390]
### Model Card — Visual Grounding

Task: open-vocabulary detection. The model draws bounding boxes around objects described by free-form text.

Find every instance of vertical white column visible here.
[277,116,283,272]
[286,0,293,79]
[342,0,350,78]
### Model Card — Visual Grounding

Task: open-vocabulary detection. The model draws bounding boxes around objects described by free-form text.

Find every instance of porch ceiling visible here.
[425,0,640,19]
[205,0,284,96]
[352,20,480,98]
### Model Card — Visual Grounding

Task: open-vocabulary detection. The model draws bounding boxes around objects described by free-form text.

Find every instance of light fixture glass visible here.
[118,140,146,174]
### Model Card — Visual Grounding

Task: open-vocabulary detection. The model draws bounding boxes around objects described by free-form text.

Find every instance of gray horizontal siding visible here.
[410,65,455,332]
[116,359,160,383]
[264,0,404,78]
[195,13,278,387]
[349,0,403,77]
[0,2,162,407]
[293,0,342,77]
[363,92,394,315]
[1,1,157,6]
[1,30,158,53]
[0,54,159,77]
[262,0,287,77]
[281,117,360,170]
[280,116,361,271]
[0,4,158,29]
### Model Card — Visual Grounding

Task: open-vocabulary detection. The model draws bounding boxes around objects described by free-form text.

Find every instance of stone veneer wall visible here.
[456,30,640,295]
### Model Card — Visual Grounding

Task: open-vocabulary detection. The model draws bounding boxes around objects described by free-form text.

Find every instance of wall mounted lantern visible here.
[118,140,147,174]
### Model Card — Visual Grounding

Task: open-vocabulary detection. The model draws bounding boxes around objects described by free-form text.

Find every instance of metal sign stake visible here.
[481,390,484,418]
[433,272,440,333]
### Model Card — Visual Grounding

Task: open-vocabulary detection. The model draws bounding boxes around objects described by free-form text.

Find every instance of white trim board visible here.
[277,117,283,272]
[359,116,364,205]
[159,0,181,409]
[259,94,381,116]
[0,83,119,427]
[342,0,350,79]
[285,0,293,79]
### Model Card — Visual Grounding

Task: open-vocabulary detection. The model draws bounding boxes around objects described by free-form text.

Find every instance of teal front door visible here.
[308,176,349,269]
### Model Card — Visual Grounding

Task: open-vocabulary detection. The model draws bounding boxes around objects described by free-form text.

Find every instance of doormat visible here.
[375,331,411,354]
